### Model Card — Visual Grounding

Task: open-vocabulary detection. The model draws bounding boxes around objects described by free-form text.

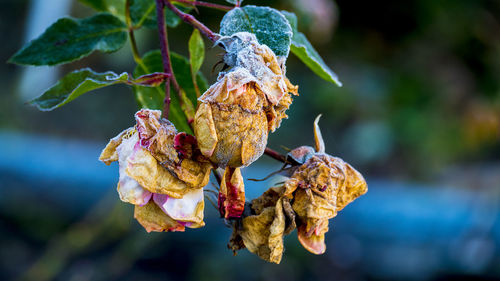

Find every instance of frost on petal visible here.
[134,109,179,165]
[173,159,212,189]
[134,201,185,233]
[218,167,245,218]
[217,32,296,105]
[153,189,205,227]
[99,127,135,165]
[195,76,269,167]
[125,147,194,198]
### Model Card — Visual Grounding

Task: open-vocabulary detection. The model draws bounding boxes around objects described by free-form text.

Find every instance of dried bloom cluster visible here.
[228,117,368,263]
[99,31,366,264]
[194,32,298,169]
[100,109,212,232]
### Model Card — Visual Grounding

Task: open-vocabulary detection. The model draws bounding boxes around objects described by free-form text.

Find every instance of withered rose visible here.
[194,32,298,168]
[100,109,212,232]
[228,116,367,263]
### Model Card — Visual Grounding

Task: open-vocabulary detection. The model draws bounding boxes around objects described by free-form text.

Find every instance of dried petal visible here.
[239,199,285,264]
[111,130,152,205]
[125,147,195,198]
[99,127,135,165]
[153,188,205,227]
[193,103,218,158]
[218,167,245,218]
[134,201,185,232]
[195,34,299,168]
[195,71,269,168]
[297,224,326,255]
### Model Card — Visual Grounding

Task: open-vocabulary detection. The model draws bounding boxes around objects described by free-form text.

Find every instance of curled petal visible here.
[125,147,194,198]
[173,159,212,189]
[99,127,135,165]
[153,188,205,227]
[297,224,326,255]
[239,199,286,264]
[117,179,152,206]
[335,161,368,211]
[292,188,336,221]
[135,109,162,143]
[134,201,185,233]
[193,103,218,158]
[114,131,152,205]
[218,167,245,218]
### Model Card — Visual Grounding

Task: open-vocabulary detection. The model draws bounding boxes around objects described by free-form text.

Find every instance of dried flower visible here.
[228,186,295,264]
[193,32,298,168]
[228,115,367,262]
[100,109,212,232]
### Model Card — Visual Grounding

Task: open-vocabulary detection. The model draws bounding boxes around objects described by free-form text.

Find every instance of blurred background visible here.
[1,0,500,280]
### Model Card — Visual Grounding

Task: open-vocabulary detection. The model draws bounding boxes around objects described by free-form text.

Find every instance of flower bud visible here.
[194,32,298,168]
[100,109,212,232]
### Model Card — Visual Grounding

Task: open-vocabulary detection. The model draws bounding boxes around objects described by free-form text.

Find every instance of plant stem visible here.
[164,0,220,42]
[264,147,286,163]
[156,0,182,119]
[173,0,232,11]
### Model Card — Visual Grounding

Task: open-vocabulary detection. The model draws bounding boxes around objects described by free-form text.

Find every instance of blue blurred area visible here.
[1,130,499,280]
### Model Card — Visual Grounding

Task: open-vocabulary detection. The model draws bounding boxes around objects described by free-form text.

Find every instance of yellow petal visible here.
[125,148,194,198]
[193,102,218,158]
[240,204,285,264]
[99,127,135,165]
[134,201,185,233]
[335,160,368,211]
[173,159,212,189]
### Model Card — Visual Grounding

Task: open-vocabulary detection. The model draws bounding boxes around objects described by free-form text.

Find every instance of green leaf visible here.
[130,0,191,28]
[189,29,205,76]
[189,29,205,98]
[29,68,166,111]
[219,5,292,57]
[9,13,127,66]
[78,0,126,21]
[133,50,207,133]
[281,11,342,86]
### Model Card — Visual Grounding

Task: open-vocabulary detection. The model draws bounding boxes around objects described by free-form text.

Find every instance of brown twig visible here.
[156,0,187,119]
[264,147,286,163]
[164,0,220,42]
[173,0,232,11]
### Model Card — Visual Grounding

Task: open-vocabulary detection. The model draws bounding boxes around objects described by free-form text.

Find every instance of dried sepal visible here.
[218,167,245,218]
[313,114,325,153]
